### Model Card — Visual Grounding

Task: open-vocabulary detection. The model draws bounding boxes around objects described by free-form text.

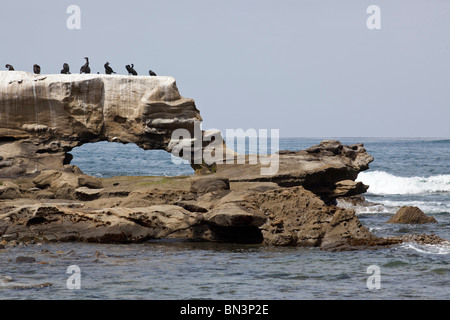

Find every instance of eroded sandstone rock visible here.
[1,72,444,250]
[387,206,438,224]
[0,71,202,178]
[0,181,22,199]
[214,140,374,204]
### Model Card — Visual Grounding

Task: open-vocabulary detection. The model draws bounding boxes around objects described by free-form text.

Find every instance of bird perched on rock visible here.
[104,62,116,75]
[80,57,90,74]
[126,64,137,75]
[149,70,157,76]
[60,63,71,74]
[5,64,14,71]
[33,64,41,74]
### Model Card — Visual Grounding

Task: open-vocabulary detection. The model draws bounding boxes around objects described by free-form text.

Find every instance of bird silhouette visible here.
[104,62,116,75]
[61,63,71,74]
[80,57,91,74]
[126,64,137,76]
[33,64,41,74]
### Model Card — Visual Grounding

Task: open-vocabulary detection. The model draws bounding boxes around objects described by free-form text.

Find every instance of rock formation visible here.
[0,72,447,251]
[0,71,201,178]
[214,139,373,204]
[387,206,438,224]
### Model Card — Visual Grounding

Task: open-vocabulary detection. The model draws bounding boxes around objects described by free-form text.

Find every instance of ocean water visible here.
[1,138,449,300]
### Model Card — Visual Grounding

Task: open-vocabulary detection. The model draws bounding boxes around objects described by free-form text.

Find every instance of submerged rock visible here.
[0,275,52,290]
[15,256,36,263]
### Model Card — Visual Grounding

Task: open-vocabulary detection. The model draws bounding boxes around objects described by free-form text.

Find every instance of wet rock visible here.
[392,233,448,245]
[15,256,36,263]
[0,275,13,283]
[254,186,375,248]
[337,195,368,206]
[95,250,108,259]
[0,275,52,290]
[387,206,438,224]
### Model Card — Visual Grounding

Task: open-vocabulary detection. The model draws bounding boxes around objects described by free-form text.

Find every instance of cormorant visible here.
[33,64,41,74]
[104,62,116,75]
[61,63,71,74]
[80,57,91,74]
[5,64,14,71]
[149,70,157,76]
[126,64,137,76]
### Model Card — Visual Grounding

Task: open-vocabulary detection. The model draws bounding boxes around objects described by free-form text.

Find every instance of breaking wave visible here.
[357,171,450,195]
[400,242,450,255]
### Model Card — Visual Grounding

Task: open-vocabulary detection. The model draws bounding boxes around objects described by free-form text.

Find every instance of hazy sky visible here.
[1,0,449,138]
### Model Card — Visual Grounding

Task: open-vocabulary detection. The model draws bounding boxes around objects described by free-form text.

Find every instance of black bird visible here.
[149,70,157,76]
[80,57,91,74]
[5,64,14,71]
[104,62,116,75]
[33,64,41,74]
[126,64,137,76]
[61,63,71,74]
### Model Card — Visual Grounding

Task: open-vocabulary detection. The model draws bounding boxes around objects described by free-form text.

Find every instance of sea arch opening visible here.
[69,141,195,178]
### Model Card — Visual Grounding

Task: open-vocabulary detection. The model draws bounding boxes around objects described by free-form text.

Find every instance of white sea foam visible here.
[344,199,450,215]
[400,242,450,255]
[372,200,450,214]
[357,171,450,195]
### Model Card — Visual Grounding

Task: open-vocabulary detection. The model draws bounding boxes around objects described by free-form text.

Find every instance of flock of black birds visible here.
[4,57,157,76]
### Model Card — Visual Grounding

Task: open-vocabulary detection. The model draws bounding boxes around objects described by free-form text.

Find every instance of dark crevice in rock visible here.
[207,224,264,244]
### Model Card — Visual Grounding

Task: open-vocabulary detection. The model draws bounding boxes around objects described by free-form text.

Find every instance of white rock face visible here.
[0,71,202,177]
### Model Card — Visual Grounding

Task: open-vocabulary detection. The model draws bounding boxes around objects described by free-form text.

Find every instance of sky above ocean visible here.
[1,0,449,138]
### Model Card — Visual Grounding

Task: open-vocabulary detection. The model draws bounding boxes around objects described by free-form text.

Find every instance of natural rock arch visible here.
[0,71,202,178]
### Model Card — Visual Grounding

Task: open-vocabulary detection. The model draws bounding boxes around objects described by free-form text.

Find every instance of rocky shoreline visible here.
[1,139,447,251]
[0,72,448,251]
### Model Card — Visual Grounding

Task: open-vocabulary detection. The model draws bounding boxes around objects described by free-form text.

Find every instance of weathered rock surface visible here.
[0,181,22,199]
[0,71,202,178]
[253,186,376,247]
[0,73,446,251]
[214,139,373,204]
[1,172,446,251]
[0,274,53,290]
[387,206,438,224]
